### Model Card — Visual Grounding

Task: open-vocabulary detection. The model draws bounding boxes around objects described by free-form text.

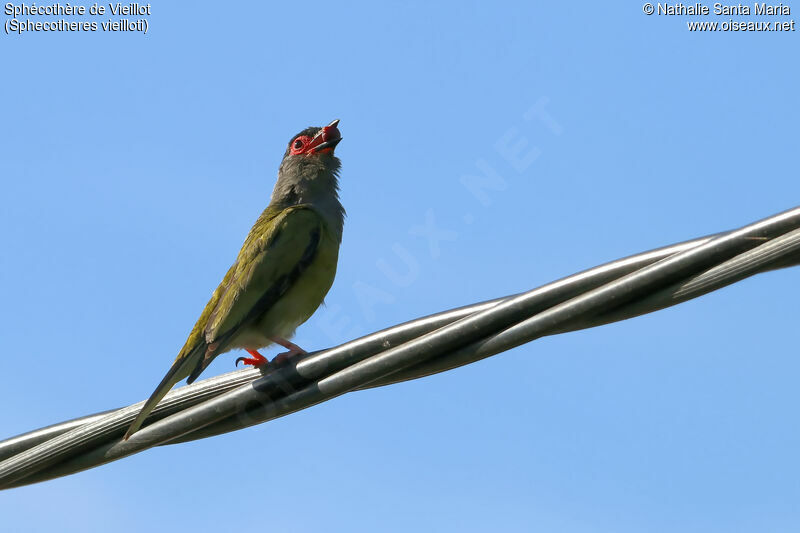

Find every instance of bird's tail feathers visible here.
[123,346,204,440]
[186,349,216,384]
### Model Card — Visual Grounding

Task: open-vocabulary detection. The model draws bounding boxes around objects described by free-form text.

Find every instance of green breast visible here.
[249,225,340,341]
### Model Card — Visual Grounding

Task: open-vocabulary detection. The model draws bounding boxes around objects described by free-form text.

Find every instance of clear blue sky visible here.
[1,2,798,531]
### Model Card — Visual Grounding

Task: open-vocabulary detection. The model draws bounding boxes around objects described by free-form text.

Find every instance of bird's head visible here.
[284,119,342,159]
[277,119,342,183]
[272,119,344,222]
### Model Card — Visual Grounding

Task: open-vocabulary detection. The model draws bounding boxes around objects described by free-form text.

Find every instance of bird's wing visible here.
[124,205,324,439]
[194,205,325,376]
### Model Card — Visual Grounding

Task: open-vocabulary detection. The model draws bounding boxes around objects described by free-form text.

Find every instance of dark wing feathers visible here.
[187,223,321,382]
[124,205,323,439]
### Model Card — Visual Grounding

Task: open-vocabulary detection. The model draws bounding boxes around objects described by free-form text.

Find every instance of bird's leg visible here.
[235,349,269,367]
[269,337,307,364]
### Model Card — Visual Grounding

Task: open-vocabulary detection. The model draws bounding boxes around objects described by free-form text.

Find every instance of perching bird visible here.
[124,119,344,439]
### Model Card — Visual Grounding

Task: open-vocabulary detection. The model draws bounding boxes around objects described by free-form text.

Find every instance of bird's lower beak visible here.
[308,119,342,154]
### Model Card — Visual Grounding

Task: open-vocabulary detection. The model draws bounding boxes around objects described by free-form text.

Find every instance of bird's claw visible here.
[235,341,307,368]
[235,350,269,368]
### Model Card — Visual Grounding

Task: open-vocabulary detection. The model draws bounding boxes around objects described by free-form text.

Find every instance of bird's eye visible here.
[290,137,309,155]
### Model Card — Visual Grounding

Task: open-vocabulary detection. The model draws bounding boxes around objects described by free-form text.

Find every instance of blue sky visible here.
[1,2,798,531]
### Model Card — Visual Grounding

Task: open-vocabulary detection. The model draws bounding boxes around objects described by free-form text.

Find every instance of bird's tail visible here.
[123,346,204,440]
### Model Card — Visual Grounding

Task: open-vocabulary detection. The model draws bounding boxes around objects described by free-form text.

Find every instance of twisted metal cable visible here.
[1,206,799,490]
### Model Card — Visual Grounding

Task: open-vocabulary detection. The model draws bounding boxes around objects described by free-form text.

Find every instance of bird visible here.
[124,119,345,439]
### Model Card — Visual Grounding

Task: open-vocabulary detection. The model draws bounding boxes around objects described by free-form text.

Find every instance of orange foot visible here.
[235,349,269,367]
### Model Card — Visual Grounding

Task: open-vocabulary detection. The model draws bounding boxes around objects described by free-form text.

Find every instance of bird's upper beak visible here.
[307,119,342,154]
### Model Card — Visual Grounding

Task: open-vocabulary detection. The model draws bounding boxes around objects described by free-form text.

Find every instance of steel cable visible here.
[1,206,798,490]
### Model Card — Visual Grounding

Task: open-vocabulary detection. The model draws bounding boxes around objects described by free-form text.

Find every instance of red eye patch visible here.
[290,136,312,155]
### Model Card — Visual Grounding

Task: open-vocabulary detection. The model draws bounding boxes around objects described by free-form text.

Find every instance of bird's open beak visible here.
[308,119,342,154]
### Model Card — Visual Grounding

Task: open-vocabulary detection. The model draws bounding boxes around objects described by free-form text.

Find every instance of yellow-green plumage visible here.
[125,121,344,439]
[207,206,340,353]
